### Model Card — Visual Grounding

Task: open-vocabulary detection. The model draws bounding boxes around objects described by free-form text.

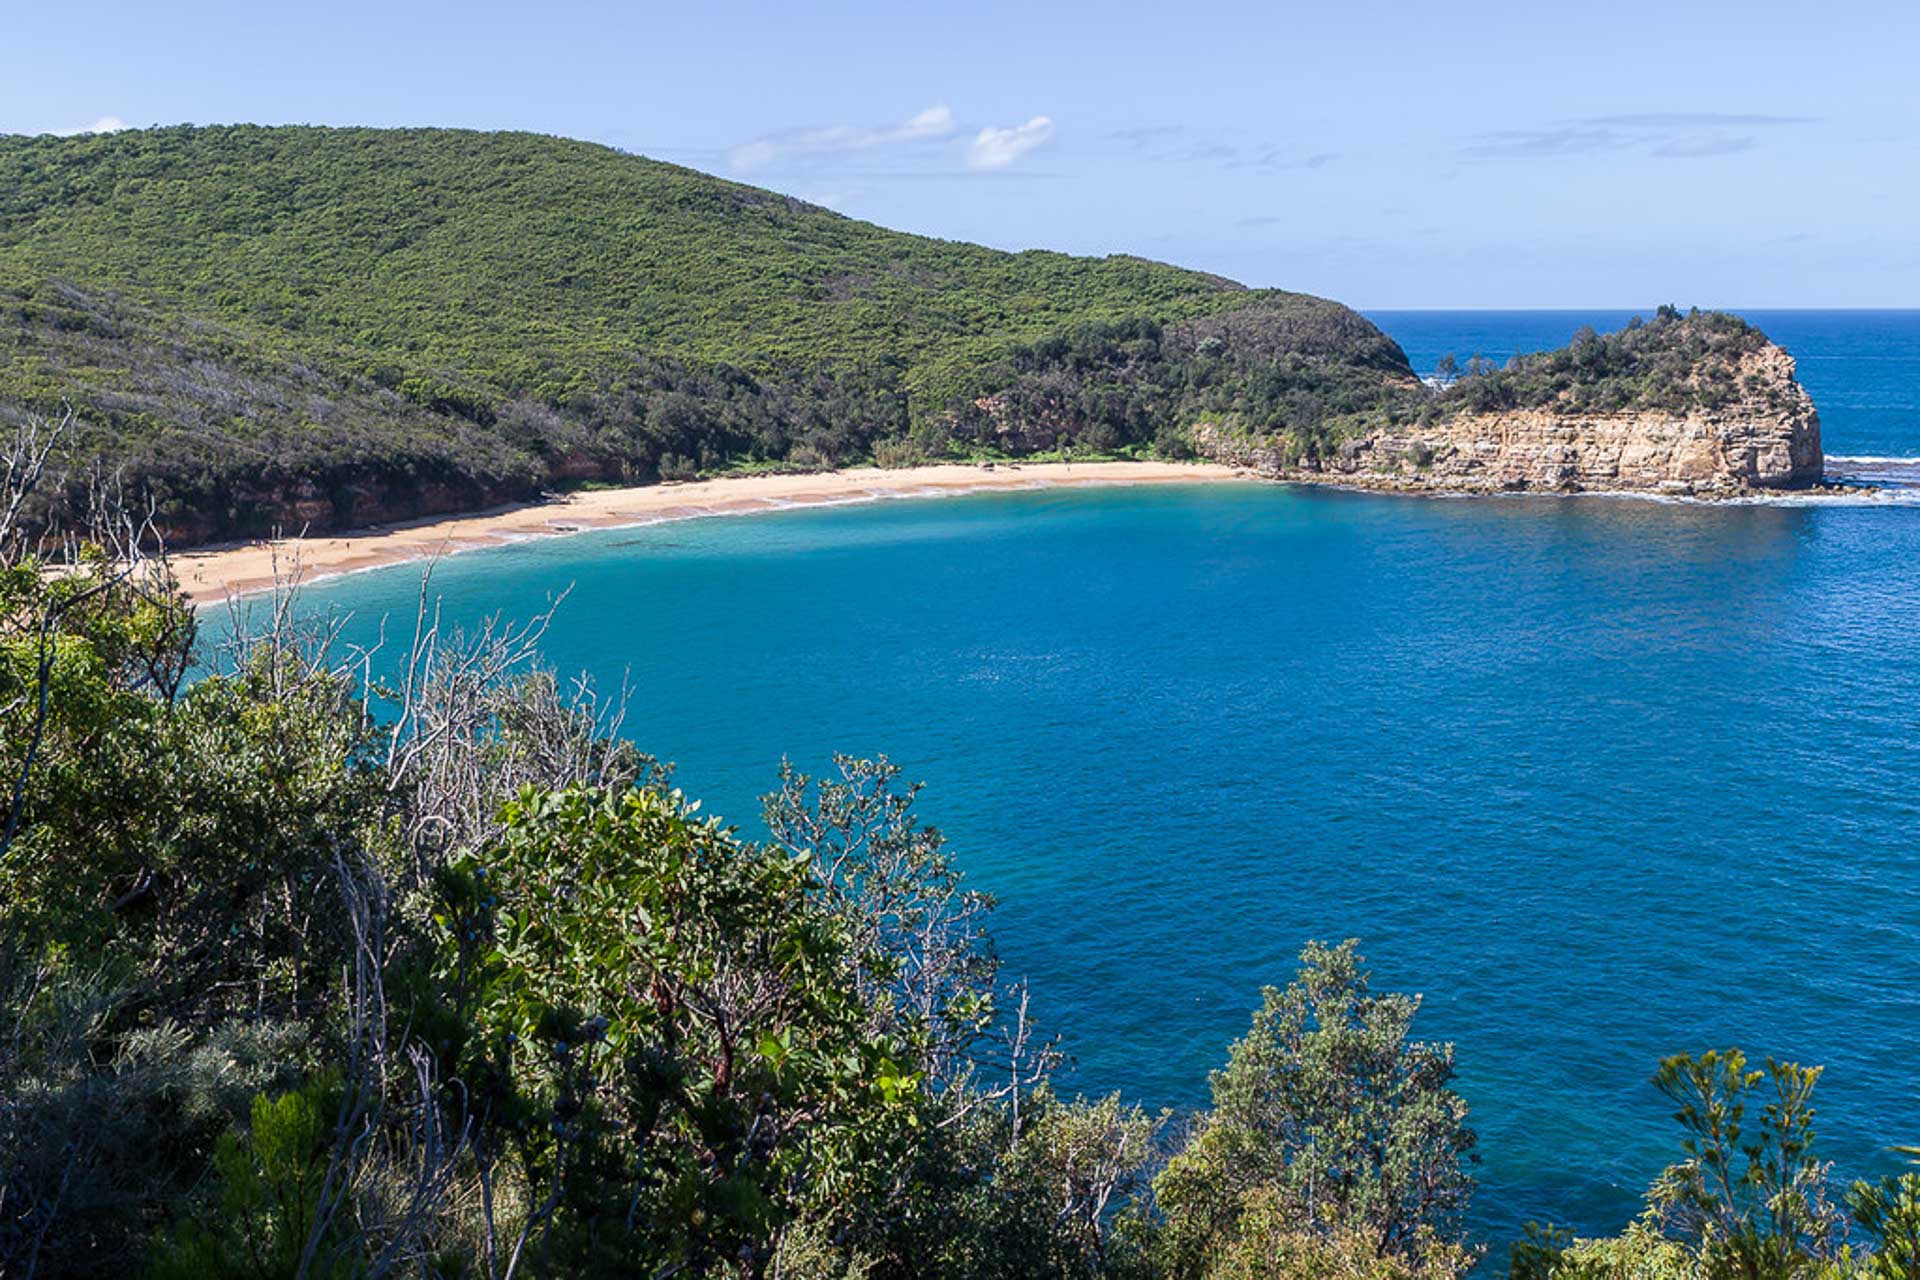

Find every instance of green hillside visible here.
[0,125,1416,541]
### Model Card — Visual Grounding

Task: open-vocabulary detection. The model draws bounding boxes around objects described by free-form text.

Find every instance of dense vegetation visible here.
[1432,307,1792,418]
[952,306,1416,462]
[0,125,1416,541]
[4,416,1917,1278]
[0,128,1796,541]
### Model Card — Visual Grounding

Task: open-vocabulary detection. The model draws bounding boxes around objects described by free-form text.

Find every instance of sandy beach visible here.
[172,460,1248,602]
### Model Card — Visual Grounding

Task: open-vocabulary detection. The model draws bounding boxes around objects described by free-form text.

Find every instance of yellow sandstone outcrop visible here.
[1200,341,1823,495]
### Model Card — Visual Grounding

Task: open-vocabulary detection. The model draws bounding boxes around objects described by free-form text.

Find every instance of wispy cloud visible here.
[1466,127,1622,159]
[1246,147,1338,173]
[728,105,956,172]
[967,117,1055,170]
[1651,133,1757,158]
[1109,125,1184,147]
[1107,125,1336,174]
[1581,112,1816,128]
[1465,111,1814,161]
[50,115,128,137]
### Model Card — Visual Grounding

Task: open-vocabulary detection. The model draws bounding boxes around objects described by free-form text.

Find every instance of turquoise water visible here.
[218,312,1920,1246]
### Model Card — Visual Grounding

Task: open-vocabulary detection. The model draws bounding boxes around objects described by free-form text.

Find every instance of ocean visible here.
[214,310,1920,1246]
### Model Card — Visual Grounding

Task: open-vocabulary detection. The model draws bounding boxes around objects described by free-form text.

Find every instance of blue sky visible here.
[5,0,1915,307]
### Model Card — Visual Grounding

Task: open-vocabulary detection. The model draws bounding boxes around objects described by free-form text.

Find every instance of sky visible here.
[5,0,1916,308]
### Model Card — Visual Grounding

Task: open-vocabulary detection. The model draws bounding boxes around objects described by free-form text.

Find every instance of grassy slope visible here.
[0,126,1291,401]
[0,124,1412,539]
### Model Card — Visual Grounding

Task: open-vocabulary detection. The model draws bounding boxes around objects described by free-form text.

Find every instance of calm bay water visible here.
[220,312,1920,1245]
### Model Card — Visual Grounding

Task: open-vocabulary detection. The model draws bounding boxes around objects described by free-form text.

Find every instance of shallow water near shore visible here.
[207,311,1920,1247]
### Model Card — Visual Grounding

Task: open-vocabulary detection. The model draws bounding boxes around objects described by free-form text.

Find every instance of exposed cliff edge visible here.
[1197,310,1824,496]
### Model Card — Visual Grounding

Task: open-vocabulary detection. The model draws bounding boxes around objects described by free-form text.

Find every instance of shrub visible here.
[1644,1050,1846,1274]
[147,1075,357,1280]
[432,784,925,1274]
[1847,1173,1920,1279]
[1206,1206,1470,1279]
[658,451,700,481]
[1153,941,1477,1277]
[872,437,928,469]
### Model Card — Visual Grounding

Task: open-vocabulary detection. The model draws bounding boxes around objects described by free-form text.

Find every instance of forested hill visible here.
[0,124,1415,542]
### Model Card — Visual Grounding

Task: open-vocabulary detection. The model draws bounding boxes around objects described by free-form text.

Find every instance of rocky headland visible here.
[1197,310,1826,497]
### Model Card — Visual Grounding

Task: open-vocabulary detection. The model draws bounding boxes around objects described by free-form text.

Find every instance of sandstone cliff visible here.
[1198,324,1824,496]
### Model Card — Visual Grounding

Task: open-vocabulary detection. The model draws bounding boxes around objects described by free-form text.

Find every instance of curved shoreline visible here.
[170,458,1912,604]
[173,460,1248,602]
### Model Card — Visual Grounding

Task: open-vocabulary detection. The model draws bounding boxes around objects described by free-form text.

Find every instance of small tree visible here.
[762,756,1002,1093]
[1153,940,1477,1276]
[437,784,926,1275]
[1646,1049,1845,1277]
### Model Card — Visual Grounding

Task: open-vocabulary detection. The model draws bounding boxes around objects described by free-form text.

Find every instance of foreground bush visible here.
[1511,1053,1920,1279]
[1152,941,1477,1279]
[4,421,1918,1277]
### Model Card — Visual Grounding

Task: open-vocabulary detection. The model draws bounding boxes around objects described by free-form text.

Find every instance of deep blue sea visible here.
[214,311,1920,1248]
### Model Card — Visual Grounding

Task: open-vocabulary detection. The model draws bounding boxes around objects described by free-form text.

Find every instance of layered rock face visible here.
[1202,340,1823,495]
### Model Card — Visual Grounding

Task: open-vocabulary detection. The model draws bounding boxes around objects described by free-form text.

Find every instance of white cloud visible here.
[899,105,955,138]
[728,104,955,172]
[50,116,128,137]
[966,116,1055,170]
